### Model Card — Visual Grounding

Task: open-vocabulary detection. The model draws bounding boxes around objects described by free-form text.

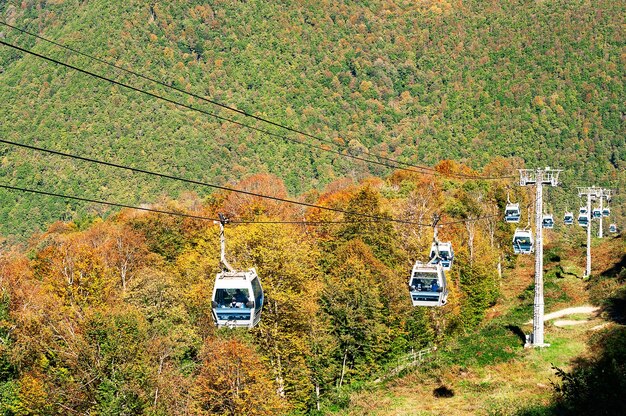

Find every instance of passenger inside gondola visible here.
[411,278,440,292]
[234,289,248,303]
[411,278,424,291]
[409,261,447,307]
[215,288,251,308]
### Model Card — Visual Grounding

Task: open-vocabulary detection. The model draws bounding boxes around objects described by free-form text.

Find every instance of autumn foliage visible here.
[0,167,525,413]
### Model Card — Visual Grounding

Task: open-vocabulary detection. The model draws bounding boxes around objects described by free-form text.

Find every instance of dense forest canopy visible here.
[0,0,624,239]
[0,165,621,414]
[0,167,524,414]
[0,1,625,414]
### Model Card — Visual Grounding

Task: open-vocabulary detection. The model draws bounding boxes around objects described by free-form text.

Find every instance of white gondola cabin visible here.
[563,212,574,225]
[212,269,263,329]
[211,214,264,329]
[542,214,554,229]
[602,208,610,217]
[609,224,617,233]
[578,213,589,227]
[504,203,521,223]
[513,229,533,254]
[592,208,602,219]
[429,241,454,271]
[408,261,447,307]
[578,207,589,227]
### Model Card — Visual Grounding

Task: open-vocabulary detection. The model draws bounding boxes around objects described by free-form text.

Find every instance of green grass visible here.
[440,323,522,367]
[531,335,587,368]
[334,258,601,415]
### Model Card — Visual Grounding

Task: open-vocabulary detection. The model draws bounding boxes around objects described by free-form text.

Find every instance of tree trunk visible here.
[465,220,475,263]
[272,300,285,397]
[316,382,320,411]
[339,349,348,388]
[153,355,164,406]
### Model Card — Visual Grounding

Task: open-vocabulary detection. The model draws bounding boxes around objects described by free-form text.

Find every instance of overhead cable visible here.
[0,183,370,225]
[0,36,512,181]
[0,183,221,222]
[0,138,420,225]
[0,21,513,180]
[0,183,506,227]
[0,39,429,176]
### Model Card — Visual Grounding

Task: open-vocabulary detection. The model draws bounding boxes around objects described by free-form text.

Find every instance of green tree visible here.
[339,186,402,267]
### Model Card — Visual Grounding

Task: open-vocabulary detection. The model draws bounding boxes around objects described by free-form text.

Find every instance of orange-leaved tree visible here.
[191,337,287,415]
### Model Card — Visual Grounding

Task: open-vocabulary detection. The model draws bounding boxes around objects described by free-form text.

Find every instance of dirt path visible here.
[553,319,588,327]
[526,305,599,324]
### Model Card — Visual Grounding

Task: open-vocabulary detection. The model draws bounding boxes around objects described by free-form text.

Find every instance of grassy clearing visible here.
[329,257,611,414]
[332,321,592,416]
[329,237,623,415]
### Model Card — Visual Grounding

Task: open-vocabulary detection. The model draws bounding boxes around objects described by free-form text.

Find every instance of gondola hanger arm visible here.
[215,213,235,273]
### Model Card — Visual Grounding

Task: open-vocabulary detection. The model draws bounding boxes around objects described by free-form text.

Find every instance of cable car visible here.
[578,213,589,228]
[211,214,264,329]
[609,224,617,233]
[578,207,589,228]
[602,207,610,217]
[513,229,533,254]
[408,261,447,307]
[212,269,263,329]
[504,203,521,223]
[542,214,554,229]
[563,212,574,225]
[429,241,454,271]
[592,208,602,219]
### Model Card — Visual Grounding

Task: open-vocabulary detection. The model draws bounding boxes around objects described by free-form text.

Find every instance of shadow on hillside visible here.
[533,245,626,415]
[602,286,626,324]
[601,252,626,279]
[505,324,526,346]
[550,326,626,415]
[516,326,626,416]
[598,252,626,324]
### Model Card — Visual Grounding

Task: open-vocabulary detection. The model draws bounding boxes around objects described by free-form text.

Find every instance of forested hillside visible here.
[336,226,626,415]
[0,165,535,414]
[0,0,624,239]
[0,1,625,413]
[1,164,624,415]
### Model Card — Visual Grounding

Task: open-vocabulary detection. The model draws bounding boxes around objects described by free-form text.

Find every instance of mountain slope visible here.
[333,233,626,415]
[0,0,624,238]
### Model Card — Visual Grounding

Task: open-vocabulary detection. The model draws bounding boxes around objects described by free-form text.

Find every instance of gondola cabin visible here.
[409,261,447,307]
[212,269,263,329]
[592,208,602,219]
[504,203,521,223]
[513,229,533,254]
[542,214,554,229]
[428,242,454,271]
[563,212,574,225]
[609,224,617,233]
[578,212,589,228]
[602,208,610,217]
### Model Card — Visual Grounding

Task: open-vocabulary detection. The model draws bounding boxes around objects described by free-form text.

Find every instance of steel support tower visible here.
[597,189,611,239]
[519,167,561,348]
[577,187,612,277]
